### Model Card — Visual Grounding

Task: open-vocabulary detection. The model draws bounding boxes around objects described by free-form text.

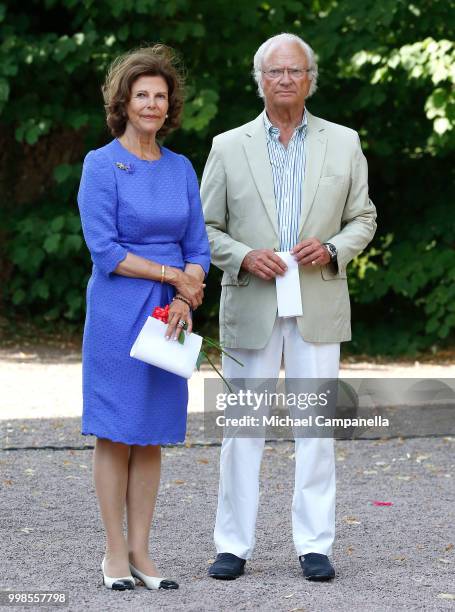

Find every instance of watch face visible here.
[325,243,337,259]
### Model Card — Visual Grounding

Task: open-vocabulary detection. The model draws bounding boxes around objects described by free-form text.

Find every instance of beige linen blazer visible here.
[201,110,377,349]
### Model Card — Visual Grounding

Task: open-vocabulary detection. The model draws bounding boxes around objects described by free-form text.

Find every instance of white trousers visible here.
[214,317,340,559]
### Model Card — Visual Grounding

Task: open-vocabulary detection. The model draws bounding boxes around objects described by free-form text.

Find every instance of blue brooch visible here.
[115,162,134,173]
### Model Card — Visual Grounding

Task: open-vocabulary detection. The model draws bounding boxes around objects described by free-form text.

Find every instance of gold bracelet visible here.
[160,264,165,283]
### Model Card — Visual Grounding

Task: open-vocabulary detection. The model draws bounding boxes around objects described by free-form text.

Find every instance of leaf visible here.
[50,216,65,232]
[25,126,41,145]
[203,337,244,366]
[117,24,130,41]
[68,112,89,129]
[64,235,83,252]
[31,279,50,300]
[66,215,82,233]
[12,289,26,305]
[11,246,29,265]
[178,330,185,344]
[43,234,61,253]
[29,247,45,271]
[53,165,72,183]
[343,516,361,525]
[182,89,219,132]
[0,78,10,102]
[196,351,207,370]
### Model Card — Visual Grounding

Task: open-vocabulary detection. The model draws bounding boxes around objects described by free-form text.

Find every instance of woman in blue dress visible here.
[77,45,210,591]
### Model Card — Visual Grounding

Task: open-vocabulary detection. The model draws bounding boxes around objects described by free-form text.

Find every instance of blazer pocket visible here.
[321,264,347,281]
[221,271,251,286]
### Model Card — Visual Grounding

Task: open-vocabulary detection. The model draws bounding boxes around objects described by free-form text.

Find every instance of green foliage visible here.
[0,0,454,353]
[5,207,90,321]
[347,37,455,151]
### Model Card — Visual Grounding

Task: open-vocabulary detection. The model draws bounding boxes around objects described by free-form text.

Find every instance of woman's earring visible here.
[165,114,169,119]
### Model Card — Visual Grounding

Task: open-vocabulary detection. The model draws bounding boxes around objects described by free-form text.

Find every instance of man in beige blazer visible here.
[201,33,377,581]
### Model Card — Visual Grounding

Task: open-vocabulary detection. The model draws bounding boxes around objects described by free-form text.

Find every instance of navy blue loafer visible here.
[208,553,246,580]
[299,553,335,581]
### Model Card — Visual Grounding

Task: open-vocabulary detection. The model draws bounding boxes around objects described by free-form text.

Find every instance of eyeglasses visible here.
[262,67,312,80]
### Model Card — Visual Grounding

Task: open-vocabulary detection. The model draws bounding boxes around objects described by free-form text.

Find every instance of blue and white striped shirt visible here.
[263,110,307,251]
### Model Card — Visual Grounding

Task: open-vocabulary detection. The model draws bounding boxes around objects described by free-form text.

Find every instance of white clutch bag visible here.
[130,316,203,379]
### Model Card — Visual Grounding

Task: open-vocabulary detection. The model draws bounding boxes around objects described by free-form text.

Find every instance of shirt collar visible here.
[263,108,308,142]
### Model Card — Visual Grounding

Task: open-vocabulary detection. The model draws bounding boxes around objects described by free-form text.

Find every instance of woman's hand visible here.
[174,271,205,309]
[165,299,192,340]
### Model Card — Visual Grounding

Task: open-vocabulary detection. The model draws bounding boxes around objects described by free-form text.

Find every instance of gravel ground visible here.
[1,348,455,610]
[0,434,454,611]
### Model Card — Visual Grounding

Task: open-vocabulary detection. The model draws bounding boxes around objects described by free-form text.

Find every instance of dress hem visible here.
[81,431,186,446]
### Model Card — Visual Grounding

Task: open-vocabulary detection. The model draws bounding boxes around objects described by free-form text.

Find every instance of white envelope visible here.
[130,316,203,379]
[275,251,303,317]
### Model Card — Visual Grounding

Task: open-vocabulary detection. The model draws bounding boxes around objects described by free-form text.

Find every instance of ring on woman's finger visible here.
[177,319,187,328]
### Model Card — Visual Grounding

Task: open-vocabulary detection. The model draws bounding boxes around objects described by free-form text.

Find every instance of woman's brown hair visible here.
[102,44,185,138]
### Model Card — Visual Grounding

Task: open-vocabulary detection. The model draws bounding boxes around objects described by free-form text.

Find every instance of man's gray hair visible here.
[252,33,318,99]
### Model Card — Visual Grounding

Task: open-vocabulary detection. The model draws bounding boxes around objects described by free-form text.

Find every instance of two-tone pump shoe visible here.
[101,558,135,591]
[129,563,179,590]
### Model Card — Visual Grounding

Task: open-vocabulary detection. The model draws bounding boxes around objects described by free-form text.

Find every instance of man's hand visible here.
[291,238,331,267]
[241,249,288,280]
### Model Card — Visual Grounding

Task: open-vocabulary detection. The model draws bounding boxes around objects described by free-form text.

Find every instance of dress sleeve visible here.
[77,149,128,276]
[180,156,211,276]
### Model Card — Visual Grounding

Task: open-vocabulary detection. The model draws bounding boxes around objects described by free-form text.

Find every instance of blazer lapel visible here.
[298,112,327,237]
[243,114,278,235]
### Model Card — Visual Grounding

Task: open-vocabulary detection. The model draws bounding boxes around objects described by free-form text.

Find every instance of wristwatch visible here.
[323,242,337,263]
